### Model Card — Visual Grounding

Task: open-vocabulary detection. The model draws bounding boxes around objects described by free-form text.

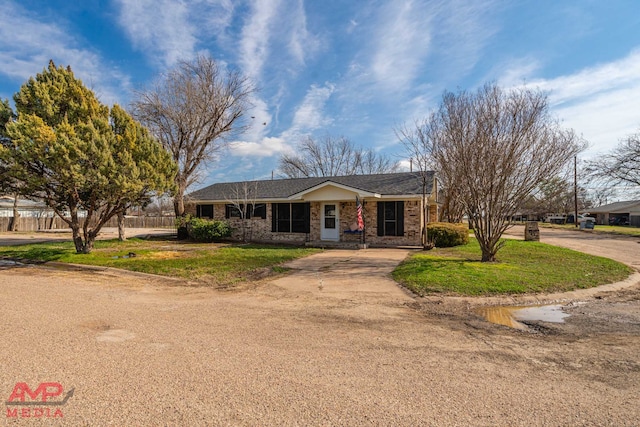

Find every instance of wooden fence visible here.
[0,216,176,232]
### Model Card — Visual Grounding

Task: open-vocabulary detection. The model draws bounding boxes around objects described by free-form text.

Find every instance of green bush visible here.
[186,217,232,242]
[426,222,469,247]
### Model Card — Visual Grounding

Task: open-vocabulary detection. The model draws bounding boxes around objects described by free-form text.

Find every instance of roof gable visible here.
[288,181,380,200]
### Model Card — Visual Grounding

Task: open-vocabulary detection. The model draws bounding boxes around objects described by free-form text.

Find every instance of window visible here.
[377,201,404,236]
[225,203,267,219]
[272,203,310,233]
[253,203,267,219]
[196,204,214,219]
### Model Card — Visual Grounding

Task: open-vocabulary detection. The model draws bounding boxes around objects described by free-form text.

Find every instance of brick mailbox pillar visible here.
[524,221,540,241]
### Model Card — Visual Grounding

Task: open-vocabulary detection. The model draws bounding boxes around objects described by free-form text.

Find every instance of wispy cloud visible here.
[115,0,234,68]
[287,0,321,67]
[351,0,497,95]
[502,50,640,155]
[0,1,131,105]
[370,0,433,92]
[529,50,640,108]
[288,82,336,133]
[239,0,281,80]
[229,82,335,159]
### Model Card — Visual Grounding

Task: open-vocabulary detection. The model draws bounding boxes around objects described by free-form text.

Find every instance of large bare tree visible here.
[279,135,398,178]
[587,129,640,196]
[406,83,584,261]
[131,55,254,216]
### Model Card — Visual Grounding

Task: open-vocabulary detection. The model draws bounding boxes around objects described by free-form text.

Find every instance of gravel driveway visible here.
[0,231,639,425]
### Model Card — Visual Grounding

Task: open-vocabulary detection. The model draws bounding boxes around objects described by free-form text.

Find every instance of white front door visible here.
[321,203,339,241]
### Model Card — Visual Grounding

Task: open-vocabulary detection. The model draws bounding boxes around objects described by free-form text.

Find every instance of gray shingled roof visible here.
[588,200,640,214]
[187,172,434,201]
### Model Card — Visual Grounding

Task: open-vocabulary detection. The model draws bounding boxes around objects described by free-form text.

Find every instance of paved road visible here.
[0,235,639,425]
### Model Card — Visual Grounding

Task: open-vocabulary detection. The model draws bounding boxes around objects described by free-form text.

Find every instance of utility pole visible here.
[574,155,578,228]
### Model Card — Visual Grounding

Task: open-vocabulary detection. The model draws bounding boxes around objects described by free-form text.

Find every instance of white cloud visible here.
[503,50,640,157]
[289,82,336,133]
[231,136,292,157]
[529,50,640,108]
[228,82,335,159]
[115,0,234,67]
[370,0,432,92]
[239,0,281,80]
[0,1,131,105]
[287,0,321,67]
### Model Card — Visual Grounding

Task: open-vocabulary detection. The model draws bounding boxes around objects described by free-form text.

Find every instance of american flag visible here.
[356,196,364,231]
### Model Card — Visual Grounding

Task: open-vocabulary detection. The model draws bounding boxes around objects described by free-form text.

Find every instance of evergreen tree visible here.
[0,61,177,253]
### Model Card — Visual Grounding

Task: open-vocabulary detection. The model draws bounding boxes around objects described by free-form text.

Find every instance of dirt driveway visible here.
[0,231,639,425]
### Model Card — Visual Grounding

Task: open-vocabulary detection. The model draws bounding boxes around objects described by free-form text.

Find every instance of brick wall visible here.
[191,199,430,247]
[363,199,422,247]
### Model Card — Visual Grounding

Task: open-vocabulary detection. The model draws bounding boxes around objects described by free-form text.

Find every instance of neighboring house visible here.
[587,200,640,226]
[186,172,440,247]
[0,196,89,219]
[0,196,54,218]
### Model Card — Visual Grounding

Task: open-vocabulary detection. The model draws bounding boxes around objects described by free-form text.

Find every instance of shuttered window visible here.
[377,201,404,236]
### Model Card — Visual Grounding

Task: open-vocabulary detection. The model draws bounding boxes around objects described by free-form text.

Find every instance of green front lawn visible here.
[0,238,321,286]
[393,238,632,296]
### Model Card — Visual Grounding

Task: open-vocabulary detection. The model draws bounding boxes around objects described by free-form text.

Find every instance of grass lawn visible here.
[393,238,632,296]
[0,238,321,286]
[538,222,640,237]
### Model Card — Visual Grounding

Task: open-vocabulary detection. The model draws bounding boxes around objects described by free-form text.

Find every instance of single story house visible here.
[587,200,640,226]
[186,172,440,247]
[0,196,54,218]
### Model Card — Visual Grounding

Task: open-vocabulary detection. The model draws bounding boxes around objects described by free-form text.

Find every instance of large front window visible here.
[272,203,310,233]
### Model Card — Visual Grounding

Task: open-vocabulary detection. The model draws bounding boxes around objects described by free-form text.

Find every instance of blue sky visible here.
[1,0,639,190]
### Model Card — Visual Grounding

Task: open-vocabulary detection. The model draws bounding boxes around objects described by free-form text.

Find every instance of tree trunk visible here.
[10,194,20,232]
[174,179,187,217]
[117,211,126,241]
[481,250,497,262]
[174,196,184,218]
[71,226,85,254]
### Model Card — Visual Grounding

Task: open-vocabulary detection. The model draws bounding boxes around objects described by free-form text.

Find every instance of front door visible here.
[321,203,339,241]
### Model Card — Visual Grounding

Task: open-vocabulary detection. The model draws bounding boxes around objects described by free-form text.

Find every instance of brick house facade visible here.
[186,172,439,247]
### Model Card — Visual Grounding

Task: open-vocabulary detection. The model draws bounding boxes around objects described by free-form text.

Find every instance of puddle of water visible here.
[477,304,570,330]
[512,305,570,323]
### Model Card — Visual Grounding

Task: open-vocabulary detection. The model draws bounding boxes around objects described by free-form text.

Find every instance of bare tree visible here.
[279,135,398,178]
[225,181,259,242]
[144,195,174,217]
[131,55,254,216]
[587,129,640,196]
[408,83,584,262]
[396,124,435,248]
[397,121,465,226]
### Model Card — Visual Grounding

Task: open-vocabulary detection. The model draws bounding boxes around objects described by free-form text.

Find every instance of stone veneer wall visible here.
[189,202,308,244]
[188,199,428,246]
[361,199,422,247]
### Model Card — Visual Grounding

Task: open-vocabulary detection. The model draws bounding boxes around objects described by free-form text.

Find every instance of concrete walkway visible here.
[272,248,415,303]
